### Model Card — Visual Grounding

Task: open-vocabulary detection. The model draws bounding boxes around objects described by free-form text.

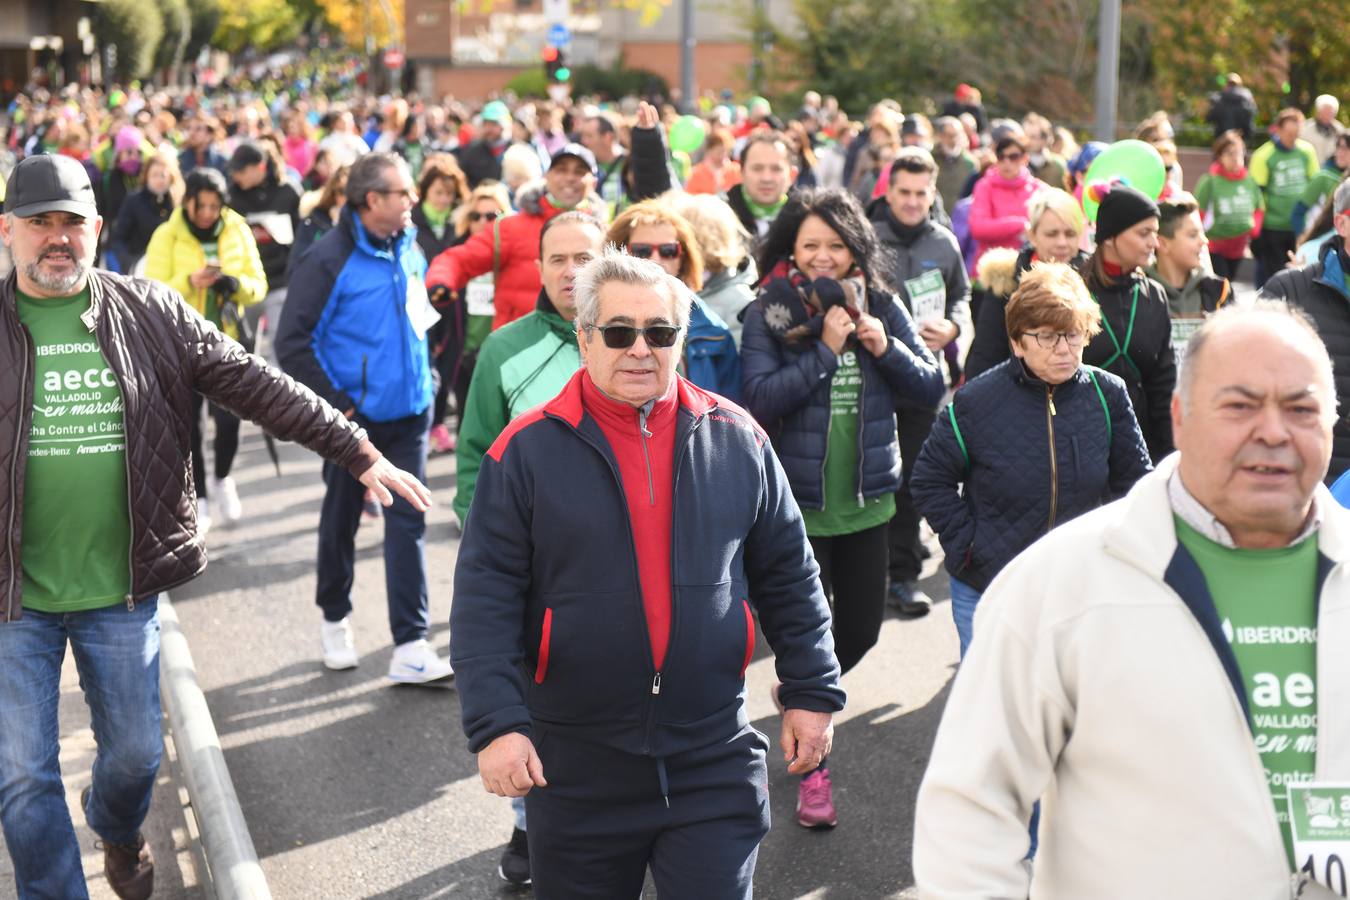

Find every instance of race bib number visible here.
[1170,316,1204,356]
[904,269,946,324]
[1289,783,1350,897]
[405,277,441,338]
[466,279,496,318]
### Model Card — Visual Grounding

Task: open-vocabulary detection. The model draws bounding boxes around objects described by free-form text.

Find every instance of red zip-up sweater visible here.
[580,372,677,670]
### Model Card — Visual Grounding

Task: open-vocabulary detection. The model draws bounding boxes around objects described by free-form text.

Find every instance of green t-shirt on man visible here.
[800,349,895,537]
[1175,516,1319,866]
[16,286,132,613]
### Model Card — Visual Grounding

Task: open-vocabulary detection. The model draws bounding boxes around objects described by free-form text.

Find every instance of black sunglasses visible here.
[468,211,500,222]
[999,151,1026,162]
[627,242,681,261]
[586,323,683,349]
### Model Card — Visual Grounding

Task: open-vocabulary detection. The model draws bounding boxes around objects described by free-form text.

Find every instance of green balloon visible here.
[1082,140,1167,223]
[669,115,706,155]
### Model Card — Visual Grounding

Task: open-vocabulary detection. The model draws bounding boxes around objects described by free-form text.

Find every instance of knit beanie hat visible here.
[1093,183,1159,244]
[114,126,142,153]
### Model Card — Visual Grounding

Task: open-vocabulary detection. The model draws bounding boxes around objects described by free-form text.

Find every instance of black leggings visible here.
[191,392,240,497]
[1209,253,1243,282]
[1252,229,1297,288]
[808,522,889,677]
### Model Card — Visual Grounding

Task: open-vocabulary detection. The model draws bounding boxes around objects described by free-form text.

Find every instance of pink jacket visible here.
[968,167,1041,266]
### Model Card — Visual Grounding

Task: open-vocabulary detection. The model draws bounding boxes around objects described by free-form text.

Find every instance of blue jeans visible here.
[316,407,431,646]
[0,597,162,900]
[511,794,527,831]
[949,576,982,659]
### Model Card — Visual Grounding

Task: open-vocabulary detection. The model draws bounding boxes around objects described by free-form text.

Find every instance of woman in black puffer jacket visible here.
[1078,184,1176,460]
[109,152,181,275]
[740,187,943,827]
[913,262,1152,660]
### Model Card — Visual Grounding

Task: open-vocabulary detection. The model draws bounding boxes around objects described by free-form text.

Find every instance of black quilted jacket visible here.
[911,358,1152,591]
[966,256,1176,462]
[1260,236,1350,482]
[0,270,380,621]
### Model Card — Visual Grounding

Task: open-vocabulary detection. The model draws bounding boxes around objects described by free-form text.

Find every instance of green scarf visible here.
[741,185,787,222]
[421,201,451,239]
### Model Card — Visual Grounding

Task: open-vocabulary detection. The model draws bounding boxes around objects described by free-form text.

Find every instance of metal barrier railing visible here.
[159,596,273,899]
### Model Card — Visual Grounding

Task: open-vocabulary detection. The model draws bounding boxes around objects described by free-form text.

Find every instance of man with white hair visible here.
[915,301,1350,899]
[451,248,844,898]
[1261,177,1350,483]
[1302,94,1345,164]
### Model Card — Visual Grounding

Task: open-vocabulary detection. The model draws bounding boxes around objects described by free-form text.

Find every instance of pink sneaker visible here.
[429,424,455,454]
[797,767,838,828]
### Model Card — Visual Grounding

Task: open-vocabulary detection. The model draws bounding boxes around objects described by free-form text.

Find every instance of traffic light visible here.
[542,45,570,83]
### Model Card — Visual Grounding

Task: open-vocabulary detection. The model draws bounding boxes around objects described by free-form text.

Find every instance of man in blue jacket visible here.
[277,152,453,684]
[452,249,845,899]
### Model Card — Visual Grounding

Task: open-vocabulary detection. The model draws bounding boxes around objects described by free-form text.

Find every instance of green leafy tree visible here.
[154,0,192,74]
[97,0,166,82]
[1141,0,1350,128]
[184,0,222,60]
[213,0,304,54]
[750,0,957,114]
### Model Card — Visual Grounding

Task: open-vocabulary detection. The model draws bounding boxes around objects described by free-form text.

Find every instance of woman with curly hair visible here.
[606,199,741,399]
[741,187,944,828]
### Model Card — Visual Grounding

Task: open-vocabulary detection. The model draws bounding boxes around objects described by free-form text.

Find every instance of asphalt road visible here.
[166,421,959,899]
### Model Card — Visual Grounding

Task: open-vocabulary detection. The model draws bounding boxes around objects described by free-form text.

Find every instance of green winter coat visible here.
[452,291,581,523]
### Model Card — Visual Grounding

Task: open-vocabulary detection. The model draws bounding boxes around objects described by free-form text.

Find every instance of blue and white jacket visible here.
[276,206,433,422]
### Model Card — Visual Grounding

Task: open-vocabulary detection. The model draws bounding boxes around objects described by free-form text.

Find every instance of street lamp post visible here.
[1094,0,1121,142]
[680,0,695,113]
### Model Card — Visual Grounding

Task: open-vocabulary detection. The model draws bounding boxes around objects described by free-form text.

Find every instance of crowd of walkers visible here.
[7,71,1350,899]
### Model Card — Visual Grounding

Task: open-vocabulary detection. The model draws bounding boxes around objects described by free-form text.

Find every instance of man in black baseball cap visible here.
[0,130,433,900]
[2,154,102,294]
[550,141,597,179]
[5,152,100,218]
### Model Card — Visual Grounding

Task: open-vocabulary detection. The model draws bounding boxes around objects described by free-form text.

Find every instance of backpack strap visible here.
[947,403,970,474]
[1087,369,1112,445]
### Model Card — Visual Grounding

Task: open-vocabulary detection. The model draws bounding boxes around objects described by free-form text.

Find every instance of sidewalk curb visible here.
[160,595,272,899]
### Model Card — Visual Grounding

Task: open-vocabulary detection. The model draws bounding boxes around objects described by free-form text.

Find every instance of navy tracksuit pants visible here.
[524,726,771,899]
[315,406,432,645]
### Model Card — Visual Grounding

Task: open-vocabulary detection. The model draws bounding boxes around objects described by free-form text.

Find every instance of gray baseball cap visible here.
[5,154,99,219]
[550,142,597,178]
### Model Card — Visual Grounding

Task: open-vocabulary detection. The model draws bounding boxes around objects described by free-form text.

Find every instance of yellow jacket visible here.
[144,207,268,340]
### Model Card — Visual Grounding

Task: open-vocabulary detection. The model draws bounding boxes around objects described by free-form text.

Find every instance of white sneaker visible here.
[320,618,359,670]
[211,476,243,524]
[196,497,212,537]
[388,639,454,684]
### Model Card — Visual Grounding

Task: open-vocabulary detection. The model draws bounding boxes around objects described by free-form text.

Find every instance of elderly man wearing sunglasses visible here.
[452,247,844,899]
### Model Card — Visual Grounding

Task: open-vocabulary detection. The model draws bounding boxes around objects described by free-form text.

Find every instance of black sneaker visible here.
[498,826,531,885]
[888,580,933,617]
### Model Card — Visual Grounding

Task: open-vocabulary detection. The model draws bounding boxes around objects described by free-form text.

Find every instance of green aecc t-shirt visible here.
[1175,516,1318,867]
[17,287,132,612]
[801,349,895,537]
